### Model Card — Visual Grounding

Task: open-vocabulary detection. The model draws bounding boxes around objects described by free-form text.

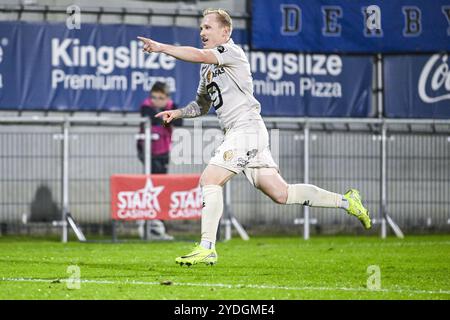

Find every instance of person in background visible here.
[137,81,183,172]
[136,81,183,240]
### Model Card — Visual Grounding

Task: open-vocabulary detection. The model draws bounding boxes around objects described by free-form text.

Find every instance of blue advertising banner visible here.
[384,54,450,118]
[246,51,372,116]
[252,0,450,53]
[0,22,372,116]
[0,23,212,112]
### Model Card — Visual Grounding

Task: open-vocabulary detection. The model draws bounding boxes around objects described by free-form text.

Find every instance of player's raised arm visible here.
[137,36,218,65]
[138,6,232,65]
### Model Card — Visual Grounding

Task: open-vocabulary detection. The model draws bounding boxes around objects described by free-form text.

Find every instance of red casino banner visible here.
[110,174,202,221]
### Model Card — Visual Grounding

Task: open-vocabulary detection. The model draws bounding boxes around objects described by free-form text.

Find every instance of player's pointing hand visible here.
[137,36,164,53]
[155,109,182,125]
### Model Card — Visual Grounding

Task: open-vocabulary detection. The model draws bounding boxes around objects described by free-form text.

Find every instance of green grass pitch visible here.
[0,235,449,300]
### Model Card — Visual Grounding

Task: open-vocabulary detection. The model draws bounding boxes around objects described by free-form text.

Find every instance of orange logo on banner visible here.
[110,174,202,221]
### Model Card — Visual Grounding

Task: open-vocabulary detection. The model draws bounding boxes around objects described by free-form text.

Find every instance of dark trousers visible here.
[138,151,170,174]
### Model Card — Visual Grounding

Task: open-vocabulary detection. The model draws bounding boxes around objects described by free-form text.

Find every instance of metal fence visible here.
[1,116,449,240]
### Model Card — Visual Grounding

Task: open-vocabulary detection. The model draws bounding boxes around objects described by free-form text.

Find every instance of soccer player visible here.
[138,8,371,267]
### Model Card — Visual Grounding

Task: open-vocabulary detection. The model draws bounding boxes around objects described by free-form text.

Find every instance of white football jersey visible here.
[197,38,263,132]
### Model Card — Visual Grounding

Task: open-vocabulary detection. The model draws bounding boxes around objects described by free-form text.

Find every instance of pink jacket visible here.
[139,97,176,156]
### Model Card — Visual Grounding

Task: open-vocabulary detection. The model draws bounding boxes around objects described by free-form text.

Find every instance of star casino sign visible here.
[110,174,202,221]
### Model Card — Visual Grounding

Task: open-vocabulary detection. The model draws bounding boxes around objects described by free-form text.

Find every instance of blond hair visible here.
[203,8,233,36]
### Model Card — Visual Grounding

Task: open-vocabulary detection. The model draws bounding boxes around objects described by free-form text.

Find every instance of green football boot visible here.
[175,243,218,266]
[344,189,372,229]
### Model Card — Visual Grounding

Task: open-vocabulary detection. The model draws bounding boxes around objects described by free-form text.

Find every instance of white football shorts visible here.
[209,120,279,185]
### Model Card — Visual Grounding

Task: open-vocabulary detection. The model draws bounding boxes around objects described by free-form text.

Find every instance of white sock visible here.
[200,240,214,249]
[200,185,223,248]
[286,184,345,208]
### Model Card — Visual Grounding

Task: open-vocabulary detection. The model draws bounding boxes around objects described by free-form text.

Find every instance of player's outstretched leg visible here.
[249,168,371,229]
[285,183,344,207]
[286,184,371,229]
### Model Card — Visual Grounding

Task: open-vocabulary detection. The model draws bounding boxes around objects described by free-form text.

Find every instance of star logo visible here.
[134,179,164,211]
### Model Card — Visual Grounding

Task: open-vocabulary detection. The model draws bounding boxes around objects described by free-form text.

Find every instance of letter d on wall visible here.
[280,5,301,35]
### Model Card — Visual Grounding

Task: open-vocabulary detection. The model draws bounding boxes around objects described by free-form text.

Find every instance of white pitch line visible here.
[299,241,450,248]
[1,277,450,296]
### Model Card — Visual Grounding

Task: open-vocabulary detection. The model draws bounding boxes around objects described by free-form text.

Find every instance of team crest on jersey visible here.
[223,150,234,161]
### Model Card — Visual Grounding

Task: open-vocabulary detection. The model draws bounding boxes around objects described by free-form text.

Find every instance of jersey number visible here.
[206,82,223,110]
